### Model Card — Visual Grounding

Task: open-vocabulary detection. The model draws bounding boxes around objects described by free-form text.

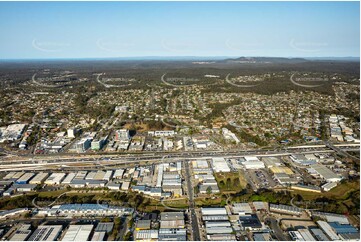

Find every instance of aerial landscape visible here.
[0,1,359,241]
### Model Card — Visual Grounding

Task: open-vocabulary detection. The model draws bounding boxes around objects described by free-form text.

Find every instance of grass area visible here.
[288,180,360,200]
[162,198,188,208]
[195,196,224,206]
[214,171,247,193]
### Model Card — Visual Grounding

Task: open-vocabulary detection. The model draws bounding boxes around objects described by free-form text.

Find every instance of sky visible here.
[0,1,359,59]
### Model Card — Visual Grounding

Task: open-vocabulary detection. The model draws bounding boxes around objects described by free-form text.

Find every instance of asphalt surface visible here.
[184,160,201,241]
[265,217,289,241]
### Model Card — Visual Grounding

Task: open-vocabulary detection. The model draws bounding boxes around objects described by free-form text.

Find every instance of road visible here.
[265,217,289,241]
[184,160,201,241]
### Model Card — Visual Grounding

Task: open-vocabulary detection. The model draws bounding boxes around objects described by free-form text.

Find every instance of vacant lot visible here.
[214,171,248,193]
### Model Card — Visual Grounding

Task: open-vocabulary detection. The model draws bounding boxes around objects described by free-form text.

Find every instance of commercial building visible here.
[28,225,63,241]
[115,129,130,141]
[67,128,76,138]
[62,224,94,241]
[75,138,91,153]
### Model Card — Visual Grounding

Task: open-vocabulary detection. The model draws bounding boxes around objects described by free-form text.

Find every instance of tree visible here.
[206,186,212,195]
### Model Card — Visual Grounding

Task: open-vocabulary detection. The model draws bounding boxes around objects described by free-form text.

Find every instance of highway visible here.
[0,143,358,172]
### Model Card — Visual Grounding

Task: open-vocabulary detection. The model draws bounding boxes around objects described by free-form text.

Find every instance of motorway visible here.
[184,160,201,241]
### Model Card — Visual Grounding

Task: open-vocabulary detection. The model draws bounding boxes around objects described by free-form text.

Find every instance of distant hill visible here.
[222,56,308,63]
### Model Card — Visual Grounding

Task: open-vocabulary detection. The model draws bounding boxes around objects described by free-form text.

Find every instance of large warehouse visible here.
[62,224,94,241]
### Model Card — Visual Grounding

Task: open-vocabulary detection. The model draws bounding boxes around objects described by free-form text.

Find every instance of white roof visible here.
[317,221,340,240]
[244,156,260,162]
[62,224,94,241]
[201,207,227,216]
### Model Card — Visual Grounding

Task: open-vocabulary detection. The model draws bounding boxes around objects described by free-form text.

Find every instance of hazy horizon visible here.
[0,1,359,59]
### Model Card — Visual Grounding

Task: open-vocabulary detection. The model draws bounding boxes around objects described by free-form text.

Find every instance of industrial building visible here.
[62,173,76,184]
[317,221,340,240]
[91,231,106,241]
[44,204,134,217]
[44,173,66,185]
[232,203,253,215]
[310,164,342,183]
[310,228,329,241]
[62,224,94,241]
[135,230,158,241]
[15,173,35,184]
[269,204,302,216]
[8,224,32,241]
[158,228,186,241]
[29,172,49,185]
[298,229,316,241]
[239,214,263,231]
[211,157,230,172]
[241,156,265,169]
[290,154,317,166]
[27,225,63,241]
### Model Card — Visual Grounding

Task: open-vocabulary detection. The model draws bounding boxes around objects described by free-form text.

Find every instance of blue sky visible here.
[0,1,359,59]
